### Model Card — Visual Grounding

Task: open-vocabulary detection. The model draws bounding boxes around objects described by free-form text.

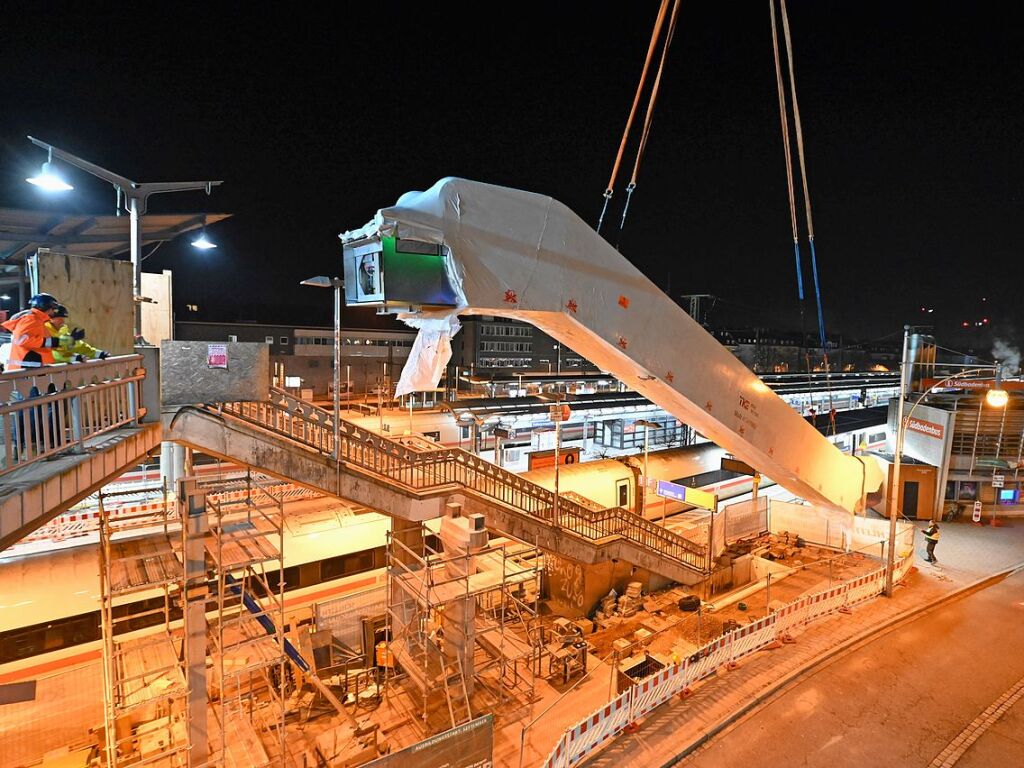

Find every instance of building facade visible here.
[175,321,416,397]
[713,328,901,374]
[453,317,597,376]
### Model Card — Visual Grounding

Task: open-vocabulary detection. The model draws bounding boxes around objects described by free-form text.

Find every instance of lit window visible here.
[265,336,273,344]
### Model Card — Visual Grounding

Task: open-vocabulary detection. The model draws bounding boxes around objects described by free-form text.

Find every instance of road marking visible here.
[928,674,1024,767]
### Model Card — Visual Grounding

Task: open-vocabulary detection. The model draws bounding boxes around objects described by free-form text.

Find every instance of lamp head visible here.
[191,228,217,250]
[26,159,73,192]
[986,388,1009,408]
[987,363,1008,408]
[300,276,333,288]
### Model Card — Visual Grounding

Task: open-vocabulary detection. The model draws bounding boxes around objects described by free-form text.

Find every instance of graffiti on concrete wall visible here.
[547,555,585,611]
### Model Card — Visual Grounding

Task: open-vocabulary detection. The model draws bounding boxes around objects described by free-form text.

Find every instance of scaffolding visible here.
[385,522,543,734]
[98,482,191,768]
[204,471,288,768]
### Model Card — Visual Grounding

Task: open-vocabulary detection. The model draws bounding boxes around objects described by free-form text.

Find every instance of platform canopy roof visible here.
[0,209,231,277]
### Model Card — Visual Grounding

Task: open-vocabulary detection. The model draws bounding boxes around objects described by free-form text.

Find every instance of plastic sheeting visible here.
[394,314,461,397]
[340,178,884,514]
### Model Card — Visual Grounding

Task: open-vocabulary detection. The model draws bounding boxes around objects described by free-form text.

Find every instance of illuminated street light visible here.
[26,149,73,191]
[25,136,222,338]
[190,228,218,250]
[986,388,1009,408]
[885,328,1007,597]
[300,275,343,459]
[986,365,1008,408]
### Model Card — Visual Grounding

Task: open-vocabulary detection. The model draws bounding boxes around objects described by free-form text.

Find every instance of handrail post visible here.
[127,378,138,421]
[70,394,85,454]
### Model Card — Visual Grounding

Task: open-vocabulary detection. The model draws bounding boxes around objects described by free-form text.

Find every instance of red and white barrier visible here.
[845,568,885,607]
[686,634,731,683]
[804,584,848,624]
[562,690,634,766]
[773,596,808,638]
[14,483,320,547]
[729,614,777,663]
[541,546,915,768]
[629,662,685,719]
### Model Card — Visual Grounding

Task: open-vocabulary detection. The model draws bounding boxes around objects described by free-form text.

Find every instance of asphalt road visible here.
[681,568,1024,768]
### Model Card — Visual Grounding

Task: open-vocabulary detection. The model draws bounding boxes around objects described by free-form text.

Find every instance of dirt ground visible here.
[584,536,882,662]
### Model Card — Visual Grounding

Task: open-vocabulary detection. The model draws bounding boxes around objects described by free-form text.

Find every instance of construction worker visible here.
[922,519,941,563]
[0,293,79,370]
[46,305,108,363]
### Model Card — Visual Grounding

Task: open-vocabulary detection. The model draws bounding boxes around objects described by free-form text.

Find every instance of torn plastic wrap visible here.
[394,314,461,397]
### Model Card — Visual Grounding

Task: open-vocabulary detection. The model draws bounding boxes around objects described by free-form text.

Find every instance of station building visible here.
[884,386,1024,521]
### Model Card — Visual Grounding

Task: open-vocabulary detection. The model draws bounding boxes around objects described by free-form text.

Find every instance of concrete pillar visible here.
[172,443,186,484]
[159,441,175,490]
[179,479,209,767]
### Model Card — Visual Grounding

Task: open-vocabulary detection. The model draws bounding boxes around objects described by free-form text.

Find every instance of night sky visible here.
[1,3,1021,356]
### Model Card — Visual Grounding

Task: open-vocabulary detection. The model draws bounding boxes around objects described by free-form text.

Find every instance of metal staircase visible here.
[206,388,709,581]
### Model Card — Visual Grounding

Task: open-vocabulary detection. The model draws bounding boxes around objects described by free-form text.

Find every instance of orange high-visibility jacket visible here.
[1,308,58,369]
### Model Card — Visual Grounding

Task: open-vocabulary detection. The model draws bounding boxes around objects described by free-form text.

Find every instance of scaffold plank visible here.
[108,534,181,593]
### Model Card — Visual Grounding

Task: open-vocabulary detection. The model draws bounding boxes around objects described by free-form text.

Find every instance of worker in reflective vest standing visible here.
[0,293,68,370]
[46,305,106,363]
[922,520,941,563]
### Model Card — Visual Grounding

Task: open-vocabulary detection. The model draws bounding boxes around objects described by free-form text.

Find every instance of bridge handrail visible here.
[1,358,145,476]
[219,389,707,572]
[0,355,145,405]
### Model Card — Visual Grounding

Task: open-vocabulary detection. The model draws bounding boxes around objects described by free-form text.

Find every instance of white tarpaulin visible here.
[394,314,460,397]
[341,178,884,513]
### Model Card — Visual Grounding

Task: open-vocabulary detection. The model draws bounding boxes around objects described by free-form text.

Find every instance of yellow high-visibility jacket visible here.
[45,321,104,363]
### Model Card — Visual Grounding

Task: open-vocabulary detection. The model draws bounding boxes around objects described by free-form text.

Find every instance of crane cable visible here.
[618,0,683,240]
[772,0,835,429]
[597,0,670,236]
[769,0,803,303]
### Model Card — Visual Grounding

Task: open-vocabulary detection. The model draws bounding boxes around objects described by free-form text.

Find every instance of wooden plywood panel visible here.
[35,250,134,355]
[141,269,173,345]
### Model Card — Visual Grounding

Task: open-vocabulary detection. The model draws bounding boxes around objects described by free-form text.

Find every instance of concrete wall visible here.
[160,341,270,405]
[545,554,673,618]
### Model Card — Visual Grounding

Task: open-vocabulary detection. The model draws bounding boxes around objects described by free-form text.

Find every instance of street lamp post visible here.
[26,137,222,339]
[636,419,661,516]
[884,325,1008,597]
[300,276,343,459]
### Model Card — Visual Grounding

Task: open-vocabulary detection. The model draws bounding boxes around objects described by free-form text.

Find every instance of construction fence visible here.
[540,518,914,768]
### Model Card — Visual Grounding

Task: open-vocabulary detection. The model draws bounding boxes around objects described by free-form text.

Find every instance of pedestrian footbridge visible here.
[0,351,709,583]
[0,356,160,551]
[165,388,710,584]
